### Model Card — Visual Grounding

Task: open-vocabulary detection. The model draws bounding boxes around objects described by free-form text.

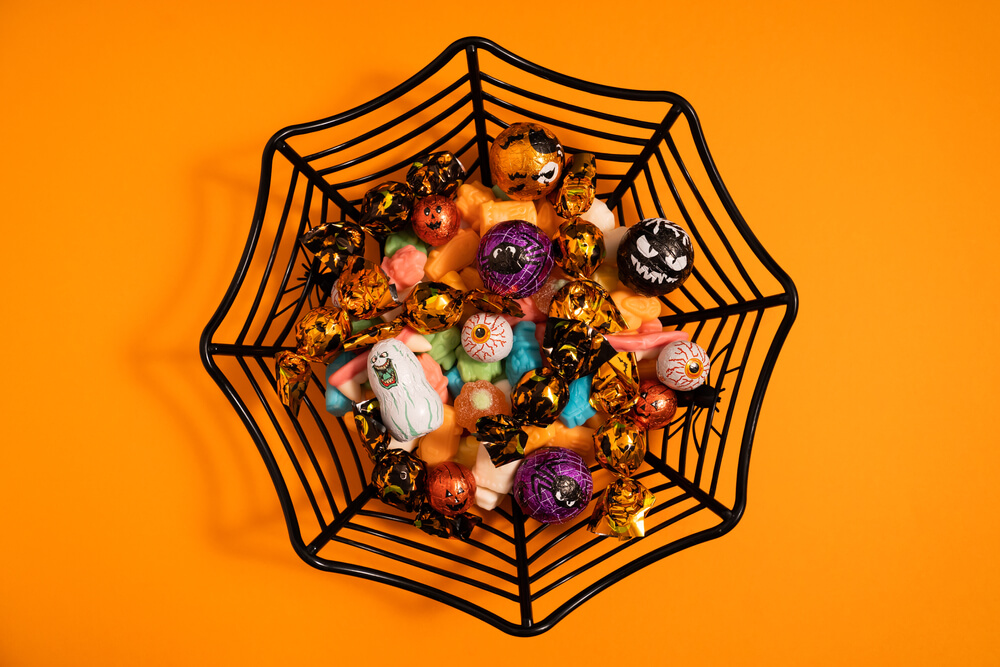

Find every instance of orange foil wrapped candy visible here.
[403,282,465,334]
[300,221,365,279]
[489,122,565,201]
[426,461,477,516]
[294,306,351,362]
[588,477,655,540]
[411,195,461,247]
[548,279,627,334]
[550,152,597,219]
[511,367,568,427]
[275,350,311,415]
[632,380,677,431]
[551,219,605,280]
[593,417,647,477]
[332,256,398,319]
[590,351,640,415]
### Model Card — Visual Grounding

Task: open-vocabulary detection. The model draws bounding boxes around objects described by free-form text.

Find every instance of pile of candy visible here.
[276,122,713,541]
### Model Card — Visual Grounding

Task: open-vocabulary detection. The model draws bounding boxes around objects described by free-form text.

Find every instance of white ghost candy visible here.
[368,339,444,441]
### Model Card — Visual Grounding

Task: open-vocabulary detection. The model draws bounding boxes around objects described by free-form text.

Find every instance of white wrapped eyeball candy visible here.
[461,312,513,363]
[656,340,710,391]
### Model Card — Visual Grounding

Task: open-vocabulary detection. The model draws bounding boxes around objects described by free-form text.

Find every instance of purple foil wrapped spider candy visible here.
[476,220,553,298]
[513,447,593,524]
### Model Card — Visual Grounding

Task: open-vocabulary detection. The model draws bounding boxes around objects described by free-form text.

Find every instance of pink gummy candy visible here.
[418,353,449,404]
[380,244,427,294]
[606,328,690,352]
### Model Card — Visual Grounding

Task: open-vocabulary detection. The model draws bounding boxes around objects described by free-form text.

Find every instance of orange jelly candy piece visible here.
[454,182,495,232]
[611,288,663,331]
[418,405,463,467]
[424,228,480,281]
[453,380,511,433]
[478,200,538,236]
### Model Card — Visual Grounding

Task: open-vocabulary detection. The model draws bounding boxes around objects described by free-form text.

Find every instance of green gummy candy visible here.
[425,328,460,370]
[491,184,512,201]
[456,347,502,383]
[384,228,430,257]
[350,317,382,333]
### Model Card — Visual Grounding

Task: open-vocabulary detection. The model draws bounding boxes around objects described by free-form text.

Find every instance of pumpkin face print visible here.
[426,462,477,516]
[411,194,460,246]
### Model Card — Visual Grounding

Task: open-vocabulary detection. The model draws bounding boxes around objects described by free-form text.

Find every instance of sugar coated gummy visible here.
[453,380,511,433]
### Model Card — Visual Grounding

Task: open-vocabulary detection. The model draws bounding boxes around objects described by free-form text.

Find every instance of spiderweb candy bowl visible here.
[199,37,798,636]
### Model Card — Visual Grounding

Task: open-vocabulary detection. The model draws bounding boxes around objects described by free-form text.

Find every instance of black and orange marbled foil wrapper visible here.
[414,503,482,540]
[593,417,647,476]
[275,350,311,415]
[359,181,415,236]
[551,219,605,280]
[590,350,640,415]
[588,477,655,540]
[300,221,366,279]
[294,306,351,362]
[406,151,465,198]
[333,256,398,319]
[352,398,391,462]
[371,449,426,513]
[476,413,528,467]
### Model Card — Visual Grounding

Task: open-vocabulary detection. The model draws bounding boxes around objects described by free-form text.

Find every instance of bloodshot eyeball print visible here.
[476,220,553,298]
[461,312,513,363]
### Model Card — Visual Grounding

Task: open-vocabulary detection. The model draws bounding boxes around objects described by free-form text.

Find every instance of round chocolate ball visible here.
[426,462,477,516]
[410,194,460,246]
[489,122,565,200]
[617,218,694,296]
[513,447,593,524]
[632,379,677,430]
[476,220,553,298]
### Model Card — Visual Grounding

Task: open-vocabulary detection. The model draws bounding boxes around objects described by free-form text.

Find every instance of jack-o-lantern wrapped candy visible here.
[617,217,695,297]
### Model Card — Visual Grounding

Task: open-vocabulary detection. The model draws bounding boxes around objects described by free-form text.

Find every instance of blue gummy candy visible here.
[559,375,597,429]
[445,365,464,399]
[504,321,543,386]
[324,352,357,417]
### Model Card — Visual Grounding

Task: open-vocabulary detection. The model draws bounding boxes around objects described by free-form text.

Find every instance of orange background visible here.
[2,0,999,664]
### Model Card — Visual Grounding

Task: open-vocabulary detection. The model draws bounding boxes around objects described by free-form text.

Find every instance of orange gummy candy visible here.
[424,228,480,281]
[478,200,538,236]
[453,380,511,433]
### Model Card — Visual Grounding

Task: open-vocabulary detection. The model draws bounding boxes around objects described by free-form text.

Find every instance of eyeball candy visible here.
[617,218,695,296]
[461,312,513,363]
[656,340,710,391]
[410,195,460,247]
[426,461,477,516]
[476,220,553,298]
[632,379,677,430]
[489,122,565,200]
[513,447,593,524]
[368,339,445,441]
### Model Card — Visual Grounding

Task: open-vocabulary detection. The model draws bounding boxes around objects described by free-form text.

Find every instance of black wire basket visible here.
[200,37,797,636]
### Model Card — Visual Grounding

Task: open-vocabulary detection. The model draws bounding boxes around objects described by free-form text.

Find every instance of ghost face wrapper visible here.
[367,339,445,441]
[617,218,695,296]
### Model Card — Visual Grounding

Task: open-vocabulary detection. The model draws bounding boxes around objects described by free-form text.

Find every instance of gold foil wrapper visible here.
[548,279,627,333]
[342,321,404,352]
[359,181,415,235]
[551,219,605,280]
[352,398,390,462]
[551,152,597,219]
[590,351,640,415]
[476,413,528,466]
[294,306,351,363]
[588,477,655,540]
[463,288,524,319]
[403,281,465,334]
[371,449,426,513]
[406,151,466,198]
[300,221,365,278]
[593,417,647,476]
[275,350,311,416]
[511,367,568,427]
[542,318,603,381]
[333,256,398,319]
